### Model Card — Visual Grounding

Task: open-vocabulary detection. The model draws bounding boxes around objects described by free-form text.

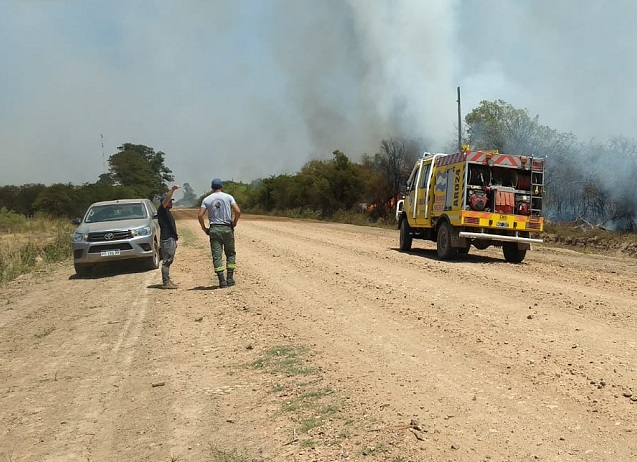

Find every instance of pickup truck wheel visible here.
[145,241,160,270]
[436,221,457,260]
[399,218,412,251]
[503,243,526,263]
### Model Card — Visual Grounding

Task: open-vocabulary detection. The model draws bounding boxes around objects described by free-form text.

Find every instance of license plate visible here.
[101,250,121,257]
[496,221,509,228]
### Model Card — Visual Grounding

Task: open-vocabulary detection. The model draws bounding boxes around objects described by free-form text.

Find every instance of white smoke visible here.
[1,0,636,197]
[347,0,460,141]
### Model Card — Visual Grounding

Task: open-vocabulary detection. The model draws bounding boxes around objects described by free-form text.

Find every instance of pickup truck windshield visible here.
[84,204,147,223]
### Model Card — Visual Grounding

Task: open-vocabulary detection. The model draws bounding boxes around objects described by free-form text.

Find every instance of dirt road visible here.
[1,211,636,462]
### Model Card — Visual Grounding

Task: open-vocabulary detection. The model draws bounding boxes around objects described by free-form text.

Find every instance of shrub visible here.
[0,213,73,285]
[0,207,28,232]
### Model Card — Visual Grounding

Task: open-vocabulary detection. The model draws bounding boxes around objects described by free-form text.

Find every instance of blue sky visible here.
[1,0,635,196]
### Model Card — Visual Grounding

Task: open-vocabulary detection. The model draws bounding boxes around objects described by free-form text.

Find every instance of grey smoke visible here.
[0,0,635,197]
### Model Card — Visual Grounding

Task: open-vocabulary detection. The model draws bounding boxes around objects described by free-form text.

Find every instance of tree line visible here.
[465,100,637,229]
[2,101,636,229]
[0,143,195,218]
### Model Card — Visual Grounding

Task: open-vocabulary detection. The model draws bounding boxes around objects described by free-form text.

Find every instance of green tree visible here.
[16,184,48,216]
[96,172,115,186]
[296,151,362,217]
[249,176,276,212]
[249,175,301,212]
[222,181,254,210]
[464,100,586,221]
[32,183,79,217]
[329,150,363,213]
[358,154,384,214]
[107,144,174,198]
[297,160,333,214]
[465,99,550,155]
[175,182,197,207]
[357,138,426,219]
[196,180,256,210]
[0,185,20,214]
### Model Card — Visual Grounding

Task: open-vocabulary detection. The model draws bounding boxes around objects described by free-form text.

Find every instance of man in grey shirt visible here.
[198,178,241,288]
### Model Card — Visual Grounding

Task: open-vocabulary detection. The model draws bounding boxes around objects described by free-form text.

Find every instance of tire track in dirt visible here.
[0,266,158,461]
[2,214,636,462]
[232,218,637,461]
[246,220,637,322]
[84,270,159,460]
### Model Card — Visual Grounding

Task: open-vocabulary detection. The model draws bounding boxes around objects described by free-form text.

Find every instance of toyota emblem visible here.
[104,232,114,240]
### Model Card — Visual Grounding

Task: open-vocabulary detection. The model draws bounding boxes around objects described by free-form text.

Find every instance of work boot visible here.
[227,269,235,287]
[217,272,227,288]
[161,281,178,289]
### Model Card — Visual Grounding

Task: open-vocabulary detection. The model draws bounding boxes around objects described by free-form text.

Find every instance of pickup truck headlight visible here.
[72,232,88,242]
[131,225,152,237]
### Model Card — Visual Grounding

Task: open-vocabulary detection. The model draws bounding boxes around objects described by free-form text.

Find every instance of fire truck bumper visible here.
[458,231,543,244]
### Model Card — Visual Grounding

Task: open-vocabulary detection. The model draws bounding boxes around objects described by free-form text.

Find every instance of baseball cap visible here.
[159,194,174,202]
[211,178,223,189]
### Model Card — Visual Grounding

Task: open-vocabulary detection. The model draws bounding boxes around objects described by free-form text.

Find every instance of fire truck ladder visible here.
[530,158,544,215]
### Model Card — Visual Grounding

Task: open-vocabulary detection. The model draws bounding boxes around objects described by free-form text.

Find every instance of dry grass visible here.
[543,220,637,257]
[0,209,73,284]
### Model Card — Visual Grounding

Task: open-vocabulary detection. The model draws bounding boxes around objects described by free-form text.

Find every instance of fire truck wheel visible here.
[399,218,412,251]
[503,242,527,263]
[436,221,457,260]
[457,244,470,255]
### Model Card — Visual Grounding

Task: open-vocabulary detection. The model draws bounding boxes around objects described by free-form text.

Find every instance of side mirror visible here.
[71,217,82,225]
[400,182,409,195]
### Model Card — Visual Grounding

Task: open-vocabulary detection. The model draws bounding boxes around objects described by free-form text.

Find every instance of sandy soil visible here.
[1,211,636,462]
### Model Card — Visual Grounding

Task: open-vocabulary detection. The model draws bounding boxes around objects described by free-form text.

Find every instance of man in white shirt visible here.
[198,178,241,288]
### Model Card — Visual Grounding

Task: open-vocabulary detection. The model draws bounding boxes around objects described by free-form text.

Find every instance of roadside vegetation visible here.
[3,100,636,231]
[0,208,73,285]
[1,100,636,285]
[543,220,637,257]
[199,344,346,460]
[253,345,346,451]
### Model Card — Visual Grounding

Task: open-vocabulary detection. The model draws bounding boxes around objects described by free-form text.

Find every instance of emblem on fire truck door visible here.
[435,171,446,192]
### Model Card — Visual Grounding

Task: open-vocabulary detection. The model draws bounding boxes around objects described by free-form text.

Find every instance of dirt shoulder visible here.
[1,211,636,461]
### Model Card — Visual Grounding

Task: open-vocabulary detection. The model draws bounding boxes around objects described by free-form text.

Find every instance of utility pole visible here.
[457,87,462,152]
[101,133,105,169]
